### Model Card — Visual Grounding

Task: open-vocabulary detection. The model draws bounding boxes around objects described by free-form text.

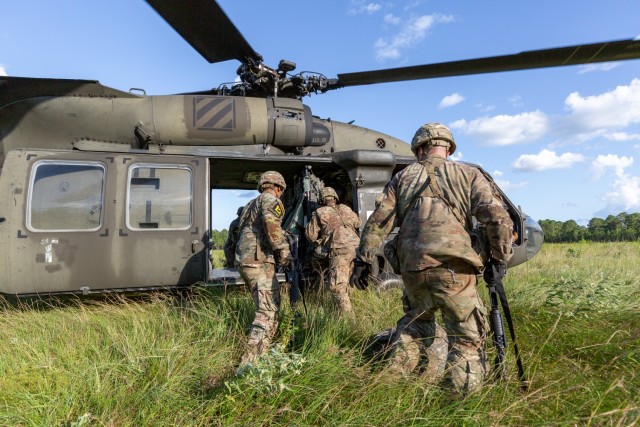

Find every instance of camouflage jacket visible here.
[223,216,241,266]
[306,204,361,254]
[357,155,513,272]
[235,192,288,265]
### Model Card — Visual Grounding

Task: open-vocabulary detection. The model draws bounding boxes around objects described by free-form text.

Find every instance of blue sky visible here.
[2,1,640,230]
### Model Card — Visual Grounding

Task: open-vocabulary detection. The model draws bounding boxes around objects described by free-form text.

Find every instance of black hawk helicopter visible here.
[0,0,638,297]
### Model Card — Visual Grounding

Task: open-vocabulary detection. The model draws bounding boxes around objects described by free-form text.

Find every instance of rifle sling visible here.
[494,274,528,388]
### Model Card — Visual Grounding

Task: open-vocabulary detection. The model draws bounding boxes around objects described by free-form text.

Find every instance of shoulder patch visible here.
[269,200,284,218]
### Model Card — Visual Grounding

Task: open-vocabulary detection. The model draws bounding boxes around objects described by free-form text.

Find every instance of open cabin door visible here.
[0,150,209,296]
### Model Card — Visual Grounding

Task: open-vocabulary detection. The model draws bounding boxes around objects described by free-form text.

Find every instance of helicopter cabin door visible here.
[0,150,209,296]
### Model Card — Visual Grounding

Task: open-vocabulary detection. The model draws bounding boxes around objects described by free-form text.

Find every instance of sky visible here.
[2,0,640,230]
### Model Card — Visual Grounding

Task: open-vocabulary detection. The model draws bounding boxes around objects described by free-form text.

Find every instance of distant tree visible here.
[604,214,624,241]
[539,219,563,242]
[626,212,640,240]
[560,220,585,242]
[210,229,228,250]
[587,218,605,241]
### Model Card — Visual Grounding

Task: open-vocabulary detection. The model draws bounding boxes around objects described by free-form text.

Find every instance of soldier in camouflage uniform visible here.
[235,171,291,367]
[223,206,245,268]
[351,123,513,394]
[306,187,362,314]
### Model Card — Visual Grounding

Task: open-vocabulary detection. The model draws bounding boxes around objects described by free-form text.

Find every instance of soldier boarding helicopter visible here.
[0,0,638,298]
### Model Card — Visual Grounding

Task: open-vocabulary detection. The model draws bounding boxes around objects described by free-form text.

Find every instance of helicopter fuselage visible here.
[0,78,543,297]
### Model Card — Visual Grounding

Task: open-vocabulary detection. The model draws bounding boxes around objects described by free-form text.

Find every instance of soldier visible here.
[223,206,245,268]
[351,123,513,394]
[235,171,291,368]
[305,187,361,314]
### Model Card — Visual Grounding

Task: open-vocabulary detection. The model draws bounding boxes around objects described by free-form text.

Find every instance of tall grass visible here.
[1,242,638,425]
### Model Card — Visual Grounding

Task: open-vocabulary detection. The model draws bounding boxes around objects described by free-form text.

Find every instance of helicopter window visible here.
[126,164,193,231]
[27,161,105,232]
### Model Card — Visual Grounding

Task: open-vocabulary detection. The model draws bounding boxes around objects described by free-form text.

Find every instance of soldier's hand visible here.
[350,258,372,290]
[277,249,292,268]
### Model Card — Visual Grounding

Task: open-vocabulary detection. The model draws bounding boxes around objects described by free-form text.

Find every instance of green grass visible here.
[1,242,638,425]
[210,249,227,269]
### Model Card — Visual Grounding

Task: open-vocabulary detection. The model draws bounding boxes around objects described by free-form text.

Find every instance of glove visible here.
[350,258,372,290]
[277,248,292,268]
[483,258,506,284]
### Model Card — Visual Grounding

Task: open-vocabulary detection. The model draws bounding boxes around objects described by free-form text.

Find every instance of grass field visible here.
[1,243,638,426]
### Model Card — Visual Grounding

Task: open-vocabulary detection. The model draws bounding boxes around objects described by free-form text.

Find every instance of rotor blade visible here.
[330,38,640,89]
[145,0,262,64]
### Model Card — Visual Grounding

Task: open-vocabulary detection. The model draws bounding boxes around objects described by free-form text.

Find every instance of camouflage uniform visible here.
[356,123,513,394]
[223,206,245,268]
[306,188,361,314]
[236,172,289,366]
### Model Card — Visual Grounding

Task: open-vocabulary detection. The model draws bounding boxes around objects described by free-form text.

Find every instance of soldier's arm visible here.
[470,173,514,262]
[349,207,362,228]
[356,181,398,263]
[261,196,289,251]
[305,212,321,243]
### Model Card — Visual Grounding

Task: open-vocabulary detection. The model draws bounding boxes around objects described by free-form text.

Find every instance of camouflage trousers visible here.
[237,262,281,366]
[391,261,489,394]
[327,252,355,314]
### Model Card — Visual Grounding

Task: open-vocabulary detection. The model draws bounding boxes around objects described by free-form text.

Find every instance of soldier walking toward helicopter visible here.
[351,123,513,394]
[222,206,245,268]
[235,171,291,368]
[305,187,361,315]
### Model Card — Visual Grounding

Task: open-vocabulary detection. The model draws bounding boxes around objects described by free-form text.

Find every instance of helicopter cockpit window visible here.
[126,164,193,230]
[27,161,105,232]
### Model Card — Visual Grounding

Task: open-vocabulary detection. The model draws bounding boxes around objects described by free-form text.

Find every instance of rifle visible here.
[285,233,306,346]
[483,259,529,390]
[302,165,312,228]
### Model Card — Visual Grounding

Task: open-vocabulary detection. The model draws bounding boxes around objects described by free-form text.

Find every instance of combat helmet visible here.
[236,206,244,217]
[410,122,456,155]
[257,171,287,192]
[322,187,338,203]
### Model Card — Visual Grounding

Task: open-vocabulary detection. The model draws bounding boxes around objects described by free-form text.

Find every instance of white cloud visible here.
[384,13,401,25]
[491,170,528,190]
[450,151,463,161]
[578,62,621,74]
[564,78,640,131]
[597,173,640,216]
[495,179,528,191]
[475,104,496,113]
[450,111,549,146]
[591,154,633,178]
[348,1,382,15]
[512,149,585,171]
[606,132,640,141]
[438,93,464,109]
[374,14,454,61]
[0,65,7,76]
[509,95,523,107]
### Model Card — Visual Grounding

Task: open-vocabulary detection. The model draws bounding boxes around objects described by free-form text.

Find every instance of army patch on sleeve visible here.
[272,201,284,218]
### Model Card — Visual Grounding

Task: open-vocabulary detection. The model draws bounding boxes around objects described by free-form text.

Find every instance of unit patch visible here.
[192,96,236,131]
[273,203,283,218]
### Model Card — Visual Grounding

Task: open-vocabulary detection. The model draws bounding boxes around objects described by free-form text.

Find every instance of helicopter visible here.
[0,0,638,297]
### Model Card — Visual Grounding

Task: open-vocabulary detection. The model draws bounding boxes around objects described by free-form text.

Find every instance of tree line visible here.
[539,212,640,242]
[210,229,229,250]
